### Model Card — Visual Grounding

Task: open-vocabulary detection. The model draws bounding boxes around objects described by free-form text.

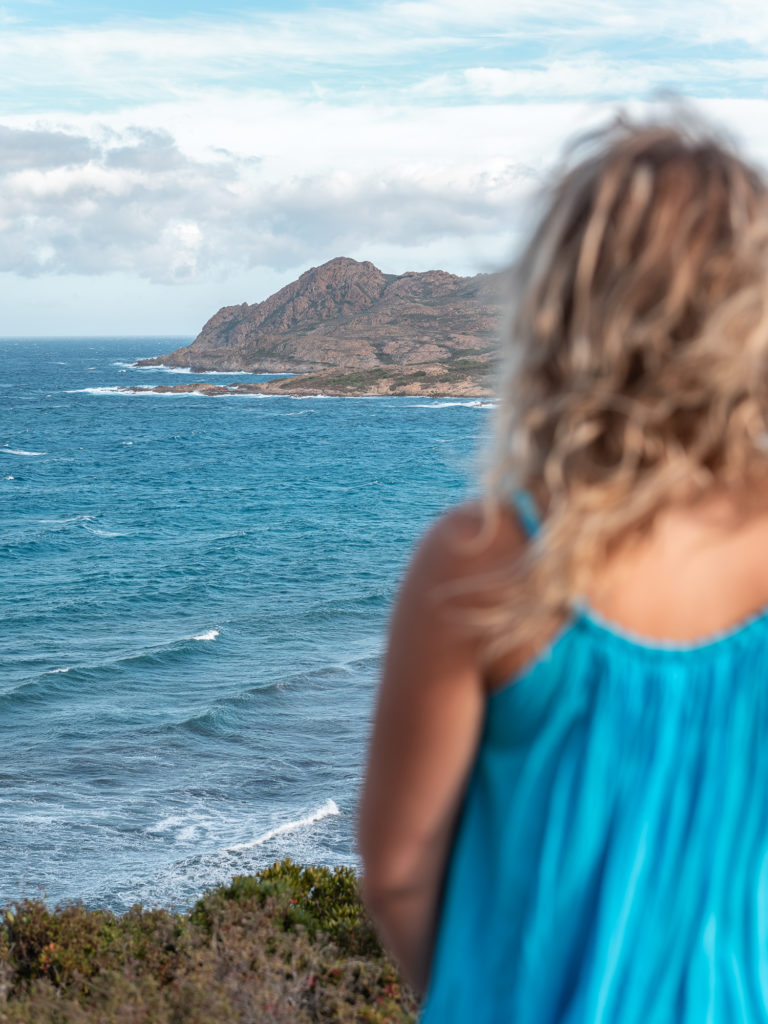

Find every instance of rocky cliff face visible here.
[139,257,506,373]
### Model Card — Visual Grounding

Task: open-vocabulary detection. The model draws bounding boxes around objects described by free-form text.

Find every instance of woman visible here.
[360,114,768,1021]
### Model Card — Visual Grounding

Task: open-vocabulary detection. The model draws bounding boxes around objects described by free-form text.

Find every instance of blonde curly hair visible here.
[482,113,768,657]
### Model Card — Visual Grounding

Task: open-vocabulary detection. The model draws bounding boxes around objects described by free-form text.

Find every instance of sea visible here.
[1,337,492,914]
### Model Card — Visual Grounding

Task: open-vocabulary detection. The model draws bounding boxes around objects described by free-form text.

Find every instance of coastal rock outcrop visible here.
[138,257,507,377]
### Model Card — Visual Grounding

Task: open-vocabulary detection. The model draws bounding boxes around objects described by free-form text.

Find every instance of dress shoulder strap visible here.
[511,490,541,539]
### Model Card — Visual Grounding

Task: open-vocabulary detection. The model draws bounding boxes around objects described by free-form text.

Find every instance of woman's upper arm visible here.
[359,505,501,897]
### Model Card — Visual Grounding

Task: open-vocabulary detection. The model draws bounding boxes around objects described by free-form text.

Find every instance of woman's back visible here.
[421,491,768,1022]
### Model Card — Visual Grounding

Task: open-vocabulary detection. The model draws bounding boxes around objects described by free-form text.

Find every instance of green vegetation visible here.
[434,359,494,384]
[270,359,495,395]
[0,861,416,1023]
[279,368,392,391]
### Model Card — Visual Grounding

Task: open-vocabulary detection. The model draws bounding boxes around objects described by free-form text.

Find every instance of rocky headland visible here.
[134,257,507,397]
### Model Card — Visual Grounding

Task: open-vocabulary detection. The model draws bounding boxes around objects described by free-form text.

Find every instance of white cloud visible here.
[392,0,768,45]
[0,1,766,115]
[7,93,768,292]
[414,57,768,103]
[414,61,657,101]
[0,121,540,282]
[0,124,97,170]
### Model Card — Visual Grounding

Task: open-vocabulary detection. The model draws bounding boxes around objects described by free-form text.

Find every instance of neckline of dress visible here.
[490,598,768,702]
[574,598,768,656]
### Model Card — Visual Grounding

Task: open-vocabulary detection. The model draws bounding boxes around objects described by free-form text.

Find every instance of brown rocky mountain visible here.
[138,257,507,377]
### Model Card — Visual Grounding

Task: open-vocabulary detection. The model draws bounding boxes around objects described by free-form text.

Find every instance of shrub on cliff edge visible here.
[0,860,416,1023]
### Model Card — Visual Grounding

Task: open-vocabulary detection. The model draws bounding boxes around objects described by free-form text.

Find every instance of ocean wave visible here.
[406,400,496,408]
[74,387,333,399]
[5,629,222,706]
[229,799,340,851]
[37,514,96,524]
[144,799,340,854]
[82,524,129,538]
[148,814,189,834]
[68,386,490,403]
[164,651,375,739]
[120,362,290,377]
[122,363,194,374]
[193,629,219,641]
[2,447,47,456]
[71,386,220,398]
[8,514,129,544]
[112,799,346,911]
[177,706,245,741]
[67,387,126,395]
[242,652,380,700]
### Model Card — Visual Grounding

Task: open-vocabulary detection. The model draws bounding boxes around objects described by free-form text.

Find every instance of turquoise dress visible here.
[421,495,768,1022]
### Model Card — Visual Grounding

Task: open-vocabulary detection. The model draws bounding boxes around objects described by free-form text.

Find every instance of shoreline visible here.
[124,361,496,399]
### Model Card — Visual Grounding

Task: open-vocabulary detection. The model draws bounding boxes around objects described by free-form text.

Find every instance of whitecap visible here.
[37,515,95,527]
[128,389,210,397]
[83,525,127,538]
[148,814,187,834]
[68,387,207,397]
[239,392,331,400]
[5,476,14,480]
[67,387,123,395]
[192,629,219,642]
[125,361,290,377]
[229,799,340,851]
[2,447,47,456]
[406,400,496,409]
[130,364,193,374]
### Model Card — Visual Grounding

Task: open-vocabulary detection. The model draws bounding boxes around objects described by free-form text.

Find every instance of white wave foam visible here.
[84,525,127,538]
[5,476,14,480]
[50,667,70,674]
[153,815,185,831]
[230,799,340,851]
[67,387,123,395]
[123,361,289,377]
[2,447,47,456]
[18,629,223,686]
[407,400,496,409]
[133,364,193,374]
[69,387,208,397]
[38,514,95,525]
[238,393,331,400]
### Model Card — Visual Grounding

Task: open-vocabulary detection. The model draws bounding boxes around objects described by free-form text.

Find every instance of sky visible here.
[3,1,768,335]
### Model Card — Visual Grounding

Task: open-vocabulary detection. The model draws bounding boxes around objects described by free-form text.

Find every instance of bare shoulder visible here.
[406,499,528,593]
[399,500,543,689]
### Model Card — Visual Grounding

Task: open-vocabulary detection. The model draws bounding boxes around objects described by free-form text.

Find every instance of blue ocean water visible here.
[1,338,490,913]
